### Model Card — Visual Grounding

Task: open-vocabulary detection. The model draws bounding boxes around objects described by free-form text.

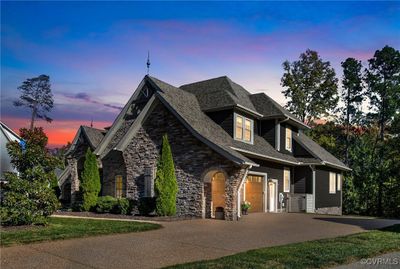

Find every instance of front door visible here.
[245,175,264,212]
[268,181,277,212]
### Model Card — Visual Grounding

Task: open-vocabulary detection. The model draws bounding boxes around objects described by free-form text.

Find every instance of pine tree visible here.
[155,134,178,216]
[80,148,101,211]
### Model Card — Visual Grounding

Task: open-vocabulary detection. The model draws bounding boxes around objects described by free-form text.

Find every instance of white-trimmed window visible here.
[283,168,290,192]
[234,113,253,143]
[115,175,123,198]
[337,173,342,191]
[285,126,292,151]
[329,172,336,194]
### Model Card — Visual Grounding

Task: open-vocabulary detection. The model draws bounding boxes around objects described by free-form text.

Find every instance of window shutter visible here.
[144,166,155,197]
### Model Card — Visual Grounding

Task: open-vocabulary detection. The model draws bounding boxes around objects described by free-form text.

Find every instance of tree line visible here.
[281,45,400,218]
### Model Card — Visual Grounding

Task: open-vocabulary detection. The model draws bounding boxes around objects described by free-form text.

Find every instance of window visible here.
[246,175,263,183]
[115,175,123,198]
[235,115,243,140]
[329,172,336,194]
[337,173,342,191]
[285,126,292,151]
[234,113,253,143]
[283,168,290,192]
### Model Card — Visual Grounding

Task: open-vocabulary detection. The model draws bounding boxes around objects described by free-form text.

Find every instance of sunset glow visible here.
[1,1,399,147]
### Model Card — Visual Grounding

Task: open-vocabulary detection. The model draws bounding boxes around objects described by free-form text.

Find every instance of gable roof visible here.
[66,125,106,155]
[250,93,309,129]
[180,76,261,116]
[0,121,20,143]
[145,76,258,166]
[294,132,350,171]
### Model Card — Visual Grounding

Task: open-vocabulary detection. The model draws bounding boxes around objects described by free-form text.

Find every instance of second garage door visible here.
[245,175,264,213]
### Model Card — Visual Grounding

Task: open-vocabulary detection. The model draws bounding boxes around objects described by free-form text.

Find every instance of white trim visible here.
[275,122,281,151]
[268,179,278,212]
[337,173,342,191]
[237,165,251,219]
[113,95,157,152]
[236,104,264,117]
[246,171,268,213]
[230,147,300,165]
[283,167,290,193]
[94,78,148,156]
[285,126,292,152]
[233,112,254,144]
[329,172,336,194]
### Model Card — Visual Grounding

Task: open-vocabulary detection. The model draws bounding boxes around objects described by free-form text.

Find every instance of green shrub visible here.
[95,196,117,213]
[115,198,130,215]
[95,196,131,214]
[1,128,60,226]
[155,134,178,216]
[138,197,156,215]
[80,148,101,211]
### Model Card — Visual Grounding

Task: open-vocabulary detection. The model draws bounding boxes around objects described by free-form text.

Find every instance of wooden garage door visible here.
[245,175,263,212]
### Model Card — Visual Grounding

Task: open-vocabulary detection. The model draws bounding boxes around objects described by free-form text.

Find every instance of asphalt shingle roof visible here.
[294,132,349,170]
[148,76,257,166]
[180,76,258,112]
[81,126,106,149]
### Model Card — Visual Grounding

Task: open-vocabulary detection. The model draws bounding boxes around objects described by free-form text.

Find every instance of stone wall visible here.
[315,206,342,215]
[110,102,245,220]
[102,150,126,197]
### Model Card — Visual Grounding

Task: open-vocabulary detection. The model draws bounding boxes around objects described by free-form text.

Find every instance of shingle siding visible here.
[260,120,276,147]
[206,109,234,137]
[315,167,341,209]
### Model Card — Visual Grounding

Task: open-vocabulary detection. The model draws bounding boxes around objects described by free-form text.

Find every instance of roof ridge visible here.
[179,76,229,88]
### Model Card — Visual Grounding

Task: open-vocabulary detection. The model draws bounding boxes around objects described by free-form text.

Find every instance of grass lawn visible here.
[0,217,161,247]
[167,224,400,269]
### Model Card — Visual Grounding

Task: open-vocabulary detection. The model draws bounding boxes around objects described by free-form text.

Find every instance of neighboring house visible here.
[59,75,350,220]
[0,121,21,182]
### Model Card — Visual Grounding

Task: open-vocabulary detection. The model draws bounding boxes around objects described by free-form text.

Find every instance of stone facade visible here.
[315,206,342,215]
[102,102,245,220]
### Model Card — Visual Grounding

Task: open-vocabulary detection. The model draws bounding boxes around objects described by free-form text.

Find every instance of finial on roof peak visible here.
[146,51,151,75]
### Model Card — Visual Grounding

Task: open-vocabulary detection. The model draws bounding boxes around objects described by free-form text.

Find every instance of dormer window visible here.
[285,126,292,151]
[234,113,253,144]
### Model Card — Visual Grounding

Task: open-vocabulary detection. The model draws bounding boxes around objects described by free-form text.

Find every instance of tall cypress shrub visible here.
[80,148,101,211]
[155,134,178,216]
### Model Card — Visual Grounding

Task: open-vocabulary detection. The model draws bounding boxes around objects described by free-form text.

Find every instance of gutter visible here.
[237,164,252,219]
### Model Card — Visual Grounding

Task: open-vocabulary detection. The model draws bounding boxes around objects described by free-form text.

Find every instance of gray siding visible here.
[294,166,312,194]
[315,167,342,208]
[206,109,234,137]
[260,120,276,147]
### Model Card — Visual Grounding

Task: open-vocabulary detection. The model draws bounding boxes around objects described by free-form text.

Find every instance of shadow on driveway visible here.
[313,216,399,230]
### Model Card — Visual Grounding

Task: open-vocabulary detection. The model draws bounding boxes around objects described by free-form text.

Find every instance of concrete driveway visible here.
[1,213,399,269]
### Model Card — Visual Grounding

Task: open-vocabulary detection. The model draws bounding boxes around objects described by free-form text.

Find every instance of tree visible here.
[365,45,400,216]
[154,134,178,216]
[365,46,400,141]
[0,127,60,226]
[281,49,339,123]
[14,75,54,130]
[80,148,101,211]
[341,58,364,164]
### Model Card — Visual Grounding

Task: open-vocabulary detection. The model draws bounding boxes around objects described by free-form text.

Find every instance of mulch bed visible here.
[54,211,200,222]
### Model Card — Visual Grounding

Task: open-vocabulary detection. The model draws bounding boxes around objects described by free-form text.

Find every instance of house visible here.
[1,121,21,182]
[59,75,350,220]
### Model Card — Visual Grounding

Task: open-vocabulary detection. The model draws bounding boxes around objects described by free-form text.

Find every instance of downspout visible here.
[237,164,252,219]
[309,165,316,213]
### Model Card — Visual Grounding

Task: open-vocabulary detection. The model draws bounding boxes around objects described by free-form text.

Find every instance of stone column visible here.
[68,158,79,205]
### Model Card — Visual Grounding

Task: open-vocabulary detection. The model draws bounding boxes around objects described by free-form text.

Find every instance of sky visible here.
[1,1,399,148]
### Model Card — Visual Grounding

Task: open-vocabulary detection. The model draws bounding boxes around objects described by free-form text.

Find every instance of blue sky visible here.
[1,1,399,146]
